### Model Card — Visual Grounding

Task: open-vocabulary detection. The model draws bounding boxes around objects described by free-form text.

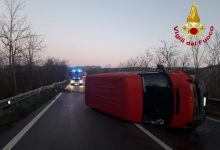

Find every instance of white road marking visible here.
[2,93,63,150]
[65,84,70,90]
[134,123,173,150]
[207,117,220,123]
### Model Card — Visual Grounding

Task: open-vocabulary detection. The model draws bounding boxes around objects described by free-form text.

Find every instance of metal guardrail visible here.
[0,80,69,109]
[0,82,218,109]
[209,98,220,102]
[207,98,220,117]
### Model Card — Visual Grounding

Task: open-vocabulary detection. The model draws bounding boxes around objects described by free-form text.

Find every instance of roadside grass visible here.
[0,86,65,132]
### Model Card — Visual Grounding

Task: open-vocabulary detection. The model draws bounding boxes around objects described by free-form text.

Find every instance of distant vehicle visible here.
[85,67,207,128]
[69,68,86,86]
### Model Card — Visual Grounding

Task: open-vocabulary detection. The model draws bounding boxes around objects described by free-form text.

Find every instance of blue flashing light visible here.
[71,69,76,73]
[71,68,82,73]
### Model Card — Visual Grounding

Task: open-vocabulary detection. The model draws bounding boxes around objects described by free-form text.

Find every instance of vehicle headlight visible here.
[203,97,206,107]
[70,80,74,84]
[79,80,83,83]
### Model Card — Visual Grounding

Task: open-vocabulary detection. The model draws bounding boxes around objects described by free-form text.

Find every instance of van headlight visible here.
[203,97,206,107]
[79,80,83,83]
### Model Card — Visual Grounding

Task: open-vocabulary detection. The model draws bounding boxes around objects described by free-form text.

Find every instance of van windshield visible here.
[142,74,173,125]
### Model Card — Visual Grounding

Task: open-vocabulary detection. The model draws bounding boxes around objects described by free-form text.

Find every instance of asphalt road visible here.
[143,118,220,150]
[1,84,220,150]
[0,85,162,150]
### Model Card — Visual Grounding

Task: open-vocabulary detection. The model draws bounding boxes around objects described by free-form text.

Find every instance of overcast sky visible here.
[1,0,219,67]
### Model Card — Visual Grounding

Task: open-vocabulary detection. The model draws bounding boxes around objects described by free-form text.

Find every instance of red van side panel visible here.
[85,73,143,123]
[168,71,194,128]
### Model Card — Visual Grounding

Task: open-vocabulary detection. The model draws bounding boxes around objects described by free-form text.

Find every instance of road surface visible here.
[0,84,220,150]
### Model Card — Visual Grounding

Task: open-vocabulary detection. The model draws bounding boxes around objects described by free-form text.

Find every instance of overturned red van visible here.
[85,69,207,128]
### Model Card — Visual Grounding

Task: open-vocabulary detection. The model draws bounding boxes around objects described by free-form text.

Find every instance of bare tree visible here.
[179,52,190,69]
[43,58,68,85]
[191,45,200,71]
[118,49,153,71]
[118,62,125,68]
[21,33,44,88]
[0,51,4,65]
[126,57,138,71]
[0,52,5,71]
[23,33,44,66]
[137,49,153,69]
[103,64,112,72]
[206,30,220,66]
[155,41,179,68]
[0,0,30,94]
[190,38,206,73]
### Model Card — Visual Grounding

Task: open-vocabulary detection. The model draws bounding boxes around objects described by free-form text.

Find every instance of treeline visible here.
[0,58,68,99]
[0,0,68,99]
[84,36,220,98]
[85,65,220,99]
[114,35,220,98]
[198,65,220,98]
